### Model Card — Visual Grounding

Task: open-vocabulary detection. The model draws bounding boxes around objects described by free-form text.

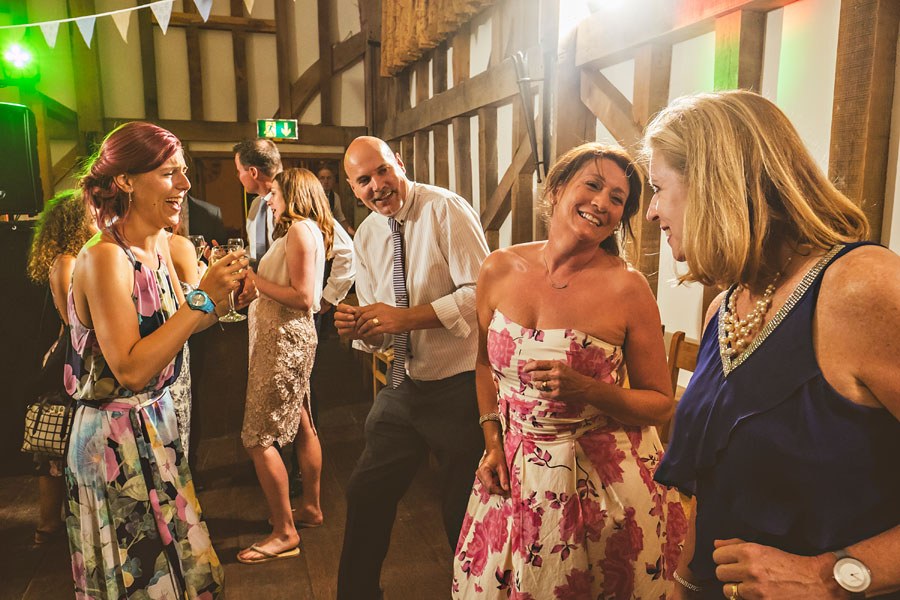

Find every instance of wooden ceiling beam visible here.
[155,12,275,33]
[103,119,365,146]
[579,68,642,153]
[381,44,542,142]
[576,0,799,70]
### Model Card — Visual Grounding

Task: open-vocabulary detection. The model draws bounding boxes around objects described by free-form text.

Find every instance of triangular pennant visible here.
[193,0,213,22]
[39,21,60,48]
[74,16,95,47]
[243,0,255,15]
[151,1,173,35]
[111,10,131,43]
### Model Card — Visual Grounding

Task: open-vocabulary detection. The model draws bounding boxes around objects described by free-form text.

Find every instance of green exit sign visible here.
[257,118,298,140]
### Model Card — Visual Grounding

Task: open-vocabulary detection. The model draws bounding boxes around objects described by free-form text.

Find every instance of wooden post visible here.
[479,106,499,249]
[511,95,535,244]
[632,42,672,296]
[138,0,159,121]
[829,0,900,241]
[414,129,431,184]
[232,0,249,122]
[714,10,765,91]
[452,24,473,203]
[184,0,205,121]
[317,0,334,124]
[274,0,293,118]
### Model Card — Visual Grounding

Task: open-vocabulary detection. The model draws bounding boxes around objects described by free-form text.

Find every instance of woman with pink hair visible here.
[66,122,249,598]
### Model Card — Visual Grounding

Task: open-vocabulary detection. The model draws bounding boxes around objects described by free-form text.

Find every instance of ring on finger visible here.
[730,583,740,600]
[372,317,380,325]
[540,381,549,392]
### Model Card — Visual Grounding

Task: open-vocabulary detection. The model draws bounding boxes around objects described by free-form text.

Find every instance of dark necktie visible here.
[255,196,268,261]
[388,217,409,388]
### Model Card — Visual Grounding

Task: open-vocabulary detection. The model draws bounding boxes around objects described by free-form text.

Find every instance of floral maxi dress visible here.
[452,310,685,600]
[64,233,224,599]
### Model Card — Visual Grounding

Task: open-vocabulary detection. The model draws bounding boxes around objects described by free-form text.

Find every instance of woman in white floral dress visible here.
[452,143,685,599]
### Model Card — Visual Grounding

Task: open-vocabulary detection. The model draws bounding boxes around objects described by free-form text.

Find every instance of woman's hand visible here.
[523,359,595,401]
[712,538,841,599]
[475,447,510,497]
[235,273,258,309]
[197,248,247,307]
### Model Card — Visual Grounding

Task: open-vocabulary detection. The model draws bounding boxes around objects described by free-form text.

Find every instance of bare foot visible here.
[237,531,300,563]
[294,507,323,528]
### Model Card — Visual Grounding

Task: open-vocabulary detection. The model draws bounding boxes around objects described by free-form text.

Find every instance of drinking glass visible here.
[212,241,247,323]
[188,235,205,261]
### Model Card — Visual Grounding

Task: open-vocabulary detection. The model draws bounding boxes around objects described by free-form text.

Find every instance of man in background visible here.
[318,165,355,236]
[234,138,280,265]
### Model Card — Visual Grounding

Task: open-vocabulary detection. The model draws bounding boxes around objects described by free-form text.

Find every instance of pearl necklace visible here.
[719,257,792,357]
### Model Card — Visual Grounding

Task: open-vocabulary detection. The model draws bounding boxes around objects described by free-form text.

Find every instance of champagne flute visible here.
[212,241,247,323]
[188,235,206,261]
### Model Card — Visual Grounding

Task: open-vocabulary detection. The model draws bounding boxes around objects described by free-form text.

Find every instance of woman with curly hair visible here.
[26,190,98,545]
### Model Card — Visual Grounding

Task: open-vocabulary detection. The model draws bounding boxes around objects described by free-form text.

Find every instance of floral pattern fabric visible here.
[64,239,223,599]
[452,310,684,599]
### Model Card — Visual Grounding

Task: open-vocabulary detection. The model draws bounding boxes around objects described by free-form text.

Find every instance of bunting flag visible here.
[111,10,131,43]
[243,0,255,15]
[150,1,174,35]
[74,16,95,47]
[193,0,213,22]
[39,21,60,48]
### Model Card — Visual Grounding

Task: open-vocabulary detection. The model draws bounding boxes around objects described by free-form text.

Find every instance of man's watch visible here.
[185,289,216,314]
[833,549,871,598]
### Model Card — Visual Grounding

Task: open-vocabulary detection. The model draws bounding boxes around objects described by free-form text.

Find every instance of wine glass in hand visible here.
[188,235,206,261]
[211,243,247,323]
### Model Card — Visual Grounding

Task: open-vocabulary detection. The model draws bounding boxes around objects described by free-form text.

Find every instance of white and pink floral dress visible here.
[452,310,685,600]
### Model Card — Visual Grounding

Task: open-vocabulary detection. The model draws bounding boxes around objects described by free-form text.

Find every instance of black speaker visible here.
[0,102,43,216]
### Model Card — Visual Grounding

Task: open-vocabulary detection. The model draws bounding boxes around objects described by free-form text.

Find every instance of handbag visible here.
[21,289,77,458]
[22,393,75,457]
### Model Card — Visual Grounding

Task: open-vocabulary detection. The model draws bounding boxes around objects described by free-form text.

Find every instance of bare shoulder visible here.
[168,233,195,255]
[705,290,728,329]
[480,243,535,276]
[818,245,900,328]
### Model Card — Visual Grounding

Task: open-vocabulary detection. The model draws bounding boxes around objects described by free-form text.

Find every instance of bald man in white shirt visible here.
[334,136,489,599]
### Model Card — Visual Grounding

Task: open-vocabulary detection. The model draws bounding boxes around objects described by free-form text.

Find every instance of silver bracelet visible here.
[478,412,501,426]
[673,571,703,592]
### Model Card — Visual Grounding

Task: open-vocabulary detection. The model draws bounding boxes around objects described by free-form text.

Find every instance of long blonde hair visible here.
[272,168,335,256]
[27,190,95,284]
[642,90,868,288]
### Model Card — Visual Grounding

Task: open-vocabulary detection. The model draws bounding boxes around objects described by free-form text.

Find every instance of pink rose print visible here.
[558,493,580,542]
[484,503,512,553]
[580,498,606,542]
[662,500,687,577]
[599,508,644,600]
[552,568,593,599]
[457,511,475,554]
[487,327,517,369]
[579,431,626,486]
[567,340,617,382]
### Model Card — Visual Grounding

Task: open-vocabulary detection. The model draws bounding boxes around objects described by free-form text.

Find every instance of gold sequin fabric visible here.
[242,295,317,448]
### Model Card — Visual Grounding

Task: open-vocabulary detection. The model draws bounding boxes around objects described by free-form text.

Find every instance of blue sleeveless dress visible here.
[655,243,900,598]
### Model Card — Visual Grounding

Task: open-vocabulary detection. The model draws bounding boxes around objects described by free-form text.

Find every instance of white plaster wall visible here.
[337,59,365,126]
[246,32,279,119]
[155,27,191,120]
[200,30,237,121]
[95,0,144,119]
[28,0,77,112]
[776,0,840,172]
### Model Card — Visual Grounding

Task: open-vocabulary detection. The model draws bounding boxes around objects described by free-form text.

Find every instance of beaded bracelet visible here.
[478,412,501,426]
[673,571,703,593]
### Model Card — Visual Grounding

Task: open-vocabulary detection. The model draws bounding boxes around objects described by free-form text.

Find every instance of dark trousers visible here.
[336,371,482,600]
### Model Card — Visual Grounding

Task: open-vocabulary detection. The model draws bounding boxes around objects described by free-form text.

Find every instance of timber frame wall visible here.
[363,0,899,302]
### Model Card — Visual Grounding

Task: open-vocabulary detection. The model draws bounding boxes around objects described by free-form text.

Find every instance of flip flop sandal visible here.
[237,543,300,564]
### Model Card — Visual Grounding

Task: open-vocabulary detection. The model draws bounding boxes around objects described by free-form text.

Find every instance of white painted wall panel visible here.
[155,28,191,120]
[246,32,279,120]
[200,30,236,121]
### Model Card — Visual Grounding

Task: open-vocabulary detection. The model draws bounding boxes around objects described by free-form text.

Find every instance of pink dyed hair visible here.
[78,122,182,228]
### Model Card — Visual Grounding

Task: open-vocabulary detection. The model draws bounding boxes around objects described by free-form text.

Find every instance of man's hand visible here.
[356,302,408,337]
[713,538,841,600]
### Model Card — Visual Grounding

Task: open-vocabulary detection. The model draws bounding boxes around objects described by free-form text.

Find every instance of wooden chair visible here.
[659,331,699,445]
[372,348,394,402]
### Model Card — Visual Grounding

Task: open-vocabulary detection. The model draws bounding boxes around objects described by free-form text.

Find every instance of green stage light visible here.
[0,42,40,87]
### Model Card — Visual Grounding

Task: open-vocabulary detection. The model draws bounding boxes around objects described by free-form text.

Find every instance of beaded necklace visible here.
[719,256,792,357]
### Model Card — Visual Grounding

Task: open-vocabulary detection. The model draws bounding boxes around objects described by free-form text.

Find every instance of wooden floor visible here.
[0,338,456,600]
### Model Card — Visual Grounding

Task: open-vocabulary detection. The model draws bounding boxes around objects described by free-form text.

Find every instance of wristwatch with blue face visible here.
[185,289,215,314]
